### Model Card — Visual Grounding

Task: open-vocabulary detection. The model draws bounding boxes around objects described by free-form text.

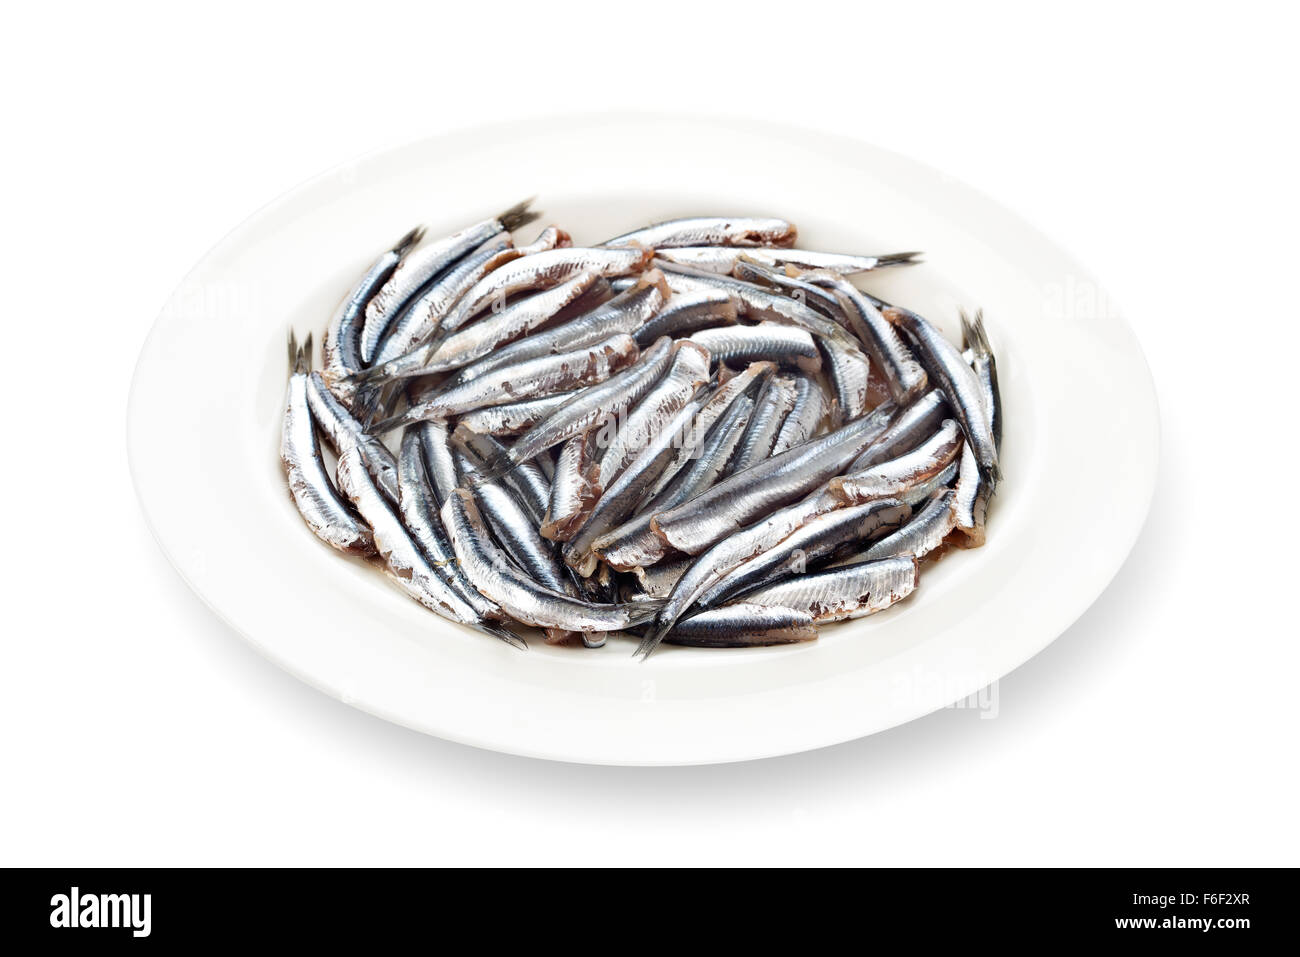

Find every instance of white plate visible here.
[128,114,1158,765]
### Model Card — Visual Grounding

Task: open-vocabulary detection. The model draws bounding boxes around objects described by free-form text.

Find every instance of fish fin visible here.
[364,411,408,436]
[473,620,528,650]
[394,224,426,256]
[496,197,541,233]
[632,619,672,659]
[622,599,666,629]
[474,447,521,482]
[303,332,313,372]
[287,329,298,372]
[876,251,923,268]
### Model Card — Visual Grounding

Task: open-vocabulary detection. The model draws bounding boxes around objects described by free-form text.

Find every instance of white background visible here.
[4,2,1296,866]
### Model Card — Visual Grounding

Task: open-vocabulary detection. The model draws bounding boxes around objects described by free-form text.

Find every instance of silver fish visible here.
[771,373,827,455]
[439,245,653,333]
[654,246,920,276]
[541,430,602,542]
[819,335,873,428]
[811,274,928,404]
[444,271,669,390]
[634,557,692,598]
[563,392,710,576]
[374,333,639,426]
[884,305,999,484]
[847,389,948,472]
[632,287,738,347]
[369,234,519,371]
[662,603,818,647]
[695,498,911,611]
[861,487,956,561]
[441,489,660,633]
[961,309,1002,451]
[456,391,577,437]
[602,216,797,249]
[280,333,375,555]
[687,322,821,373]
[305,371,399,504]
[337,443,524,647]
[492,336,676,472]
[729,373,798,473]
[360,200,539,365]
[322,226,423,386]
[456,432,551,527]
[597,340,711,489]
[830,420,964,504]
[951,443,990,547]
[649,402,898,556]
[741,556,918,622]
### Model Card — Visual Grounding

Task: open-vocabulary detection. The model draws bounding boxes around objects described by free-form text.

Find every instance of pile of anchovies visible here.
[281,201,1002,658]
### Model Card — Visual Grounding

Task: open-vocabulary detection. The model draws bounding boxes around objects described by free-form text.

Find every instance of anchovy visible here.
[819,335,873,427]
[280,333,375,555]
[771,373,827,454]
[456,391,577,436]
[337,444,524,647]
[491,336,676,472]
[649,402,899,556]
[603,216,797,249]
[444,271,669,390]
[563,392,710,576]
[634,557,692,599]
[305,371,399,503]
[441,489,661,632]
[632,287,738,347]
[729,373,798,473]
[810,274,928,404]
[741,556,918,622]
[456,432,551,527]
[951,443,991,547]
[848,389,948,472]
[831,420,963,504]
[595,394,755,572]
[322,226,423,386]
[597,340,711,489]
[696,498,911,611]
[861,487,956,561]
[541,430,602,542]
[372,333,639,427]
[961,309,1002,451]
[439,245,653,333]
[360,200,539,364]
[883,305,999,483]
[370,234,519,371]
[653,246,920,276]
[662,604,818,647]
[687,322,821,373]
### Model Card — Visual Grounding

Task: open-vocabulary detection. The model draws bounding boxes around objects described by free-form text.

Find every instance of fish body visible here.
[603,216,796,249]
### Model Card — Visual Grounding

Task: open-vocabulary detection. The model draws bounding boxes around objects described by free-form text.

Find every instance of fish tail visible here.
[876,251,923,268]
[394,224,426,256]
[287,329,298,372]
[622,599,667,629]
[496,197,542,233]
[473,620,528,650]
[288,330,312,374]
[632,616,674,659]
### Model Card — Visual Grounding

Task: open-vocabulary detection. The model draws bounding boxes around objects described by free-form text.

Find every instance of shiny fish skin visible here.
[439,245,653,334]
[323,226,423,386]
[397,429,505,620]
[457,432,551,527]
[650,402,899,557]
[542,430,602,542]
[884,305,1000,484]
[595,394,755,572]
[632,286,737,348]
[445,271,669,390]
[662,604,817,647]
[771,373,827,455]
[496,336,676,471]
[819,335,873,428]
[602,216,796,250]
[812,274,927,404]
[861,487,956,561]
[961,309,1003,451]
[741,556,918,622]
[455,391,577,436]
[280,338,375,556]
[696,498,911,611]
[653,246,920,276]
[370,234,519,371]
[634,557,691,598]
[848,389,948,472]
[597,340,710,490]
[306,371,400,504]
[687,322,821,373]
[442,489,661,633]
[377,333,638,426]
[361,200,538,365]
[729,373,798,474]
[337,444,524,647]
[830,420,964,504]
[951,443,991,547]
[563,393,709,577]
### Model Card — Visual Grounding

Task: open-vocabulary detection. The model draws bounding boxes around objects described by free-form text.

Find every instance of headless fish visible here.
[653,246,920,276]
[830,420,964,504]
[741,556,918,622]
[602,216,796,249]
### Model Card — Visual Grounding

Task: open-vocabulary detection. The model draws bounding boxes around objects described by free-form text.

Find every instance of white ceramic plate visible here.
[128,114,1158,765]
